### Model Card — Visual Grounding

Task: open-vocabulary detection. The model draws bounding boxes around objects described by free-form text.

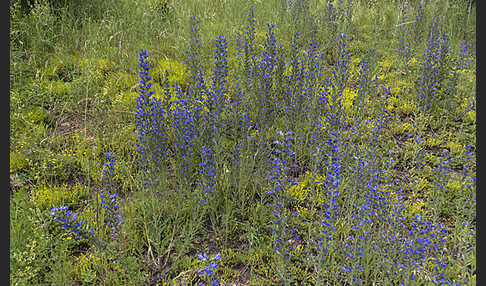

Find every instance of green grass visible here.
[10,0,476,285]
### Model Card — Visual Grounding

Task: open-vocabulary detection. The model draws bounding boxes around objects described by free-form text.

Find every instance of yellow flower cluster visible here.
[30,182,84,211]
[10,150,28,173]
[285,171,327,207]
[41,79,72,97]
[381,181,426,225]
[153,58,189,90]
[10,140,29,173]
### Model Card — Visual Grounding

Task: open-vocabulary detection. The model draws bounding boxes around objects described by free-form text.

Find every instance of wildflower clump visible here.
[99,152,123,236]
[197,252,221,286]
[417,16,452,112]
[285,171,327,207]
[9,0,476,285]
[49,206,97,242]
[124,7,474,285]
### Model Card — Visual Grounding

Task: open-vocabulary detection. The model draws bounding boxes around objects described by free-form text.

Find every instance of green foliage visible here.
[10,190,51,285]
[10,0,476,284]
[10,238,49,285]
[10,150,29,173]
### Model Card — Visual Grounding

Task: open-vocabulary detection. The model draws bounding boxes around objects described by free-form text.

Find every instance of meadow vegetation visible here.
[10,0,476,285]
